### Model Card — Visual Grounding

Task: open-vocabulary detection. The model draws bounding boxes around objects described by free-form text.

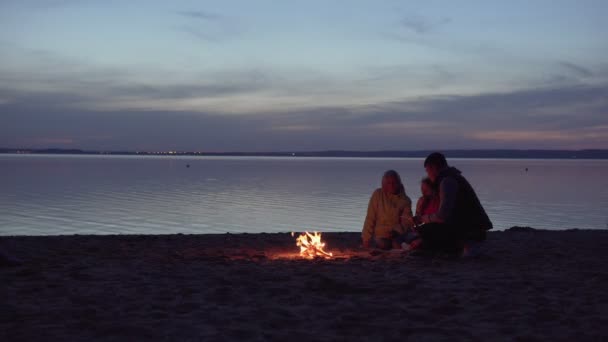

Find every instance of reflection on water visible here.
[1,154,607,235]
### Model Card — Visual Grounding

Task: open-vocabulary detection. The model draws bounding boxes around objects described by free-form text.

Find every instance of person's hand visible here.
[417,214,432,224]
[400,215,414,228]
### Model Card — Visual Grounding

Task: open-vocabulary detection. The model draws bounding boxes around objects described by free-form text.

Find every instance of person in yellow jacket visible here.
[362,170,414,250]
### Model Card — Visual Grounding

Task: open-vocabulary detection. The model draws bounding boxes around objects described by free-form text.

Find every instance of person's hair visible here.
[383,169,406,195]
[421,177,434,187]
[421,176,437,192]
[424,152,448,168]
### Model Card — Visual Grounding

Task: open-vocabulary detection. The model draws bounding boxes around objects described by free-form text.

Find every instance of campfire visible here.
[291,231,333,259]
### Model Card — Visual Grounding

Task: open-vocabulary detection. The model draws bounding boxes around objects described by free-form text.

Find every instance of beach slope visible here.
[1,229,607,341]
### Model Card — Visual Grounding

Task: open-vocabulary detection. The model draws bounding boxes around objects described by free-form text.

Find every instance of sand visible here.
[1,228,607,341]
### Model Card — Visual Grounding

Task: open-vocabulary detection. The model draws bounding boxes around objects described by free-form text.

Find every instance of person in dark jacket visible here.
[414,152,493,255]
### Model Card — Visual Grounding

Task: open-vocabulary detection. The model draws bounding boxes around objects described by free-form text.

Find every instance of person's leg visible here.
[389,231,408,249]
[417,223,442,250]
[403,230,419,244]
[418,223,463,254]
[462,227,486,257]
[374,237,392,250]
[464,227,486,242]
[462,227,486,255]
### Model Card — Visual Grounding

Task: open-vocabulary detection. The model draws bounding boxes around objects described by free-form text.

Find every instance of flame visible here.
[291,231,333,259]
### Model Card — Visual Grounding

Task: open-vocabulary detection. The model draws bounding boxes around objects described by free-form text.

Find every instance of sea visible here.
[1,154,607,235]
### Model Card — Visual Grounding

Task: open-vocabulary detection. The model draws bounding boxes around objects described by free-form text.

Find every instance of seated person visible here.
[362,170,414,250]
[416,177,440,217]
[402,177,440,251]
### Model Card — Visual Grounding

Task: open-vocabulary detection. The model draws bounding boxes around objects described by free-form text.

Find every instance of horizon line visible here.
[1,147,608,159]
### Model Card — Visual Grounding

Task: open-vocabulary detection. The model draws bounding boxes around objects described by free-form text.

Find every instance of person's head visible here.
[424,152,448,182]
[382,169,405,195]
[420,177,435,197]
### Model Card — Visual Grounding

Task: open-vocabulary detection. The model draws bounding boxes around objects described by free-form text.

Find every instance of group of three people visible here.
[362,152,493,256]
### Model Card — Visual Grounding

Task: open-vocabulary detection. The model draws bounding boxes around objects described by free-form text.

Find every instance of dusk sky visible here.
[1,0,607,151]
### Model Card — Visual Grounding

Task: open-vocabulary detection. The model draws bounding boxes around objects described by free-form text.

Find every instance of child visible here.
[416,177,440,217]
[402,177,439,251]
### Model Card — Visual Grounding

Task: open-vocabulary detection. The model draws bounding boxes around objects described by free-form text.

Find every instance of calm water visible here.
[1,154,607,235]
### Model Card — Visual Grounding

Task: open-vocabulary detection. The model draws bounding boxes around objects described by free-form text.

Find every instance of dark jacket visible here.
[435,167,493,240]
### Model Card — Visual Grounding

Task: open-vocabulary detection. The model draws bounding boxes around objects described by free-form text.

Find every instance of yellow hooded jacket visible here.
[362,188,414,244]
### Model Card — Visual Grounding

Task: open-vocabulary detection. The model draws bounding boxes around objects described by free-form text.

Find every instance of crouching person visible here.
[415,152,493,256]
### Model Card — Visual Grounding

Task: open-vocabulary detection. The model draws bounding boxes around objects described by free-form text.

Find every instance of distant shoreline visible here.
[1,148,608,159]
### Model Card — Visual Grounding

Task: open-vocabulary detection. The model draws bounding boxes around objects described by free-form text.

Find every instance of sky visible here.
[1,0,607,152]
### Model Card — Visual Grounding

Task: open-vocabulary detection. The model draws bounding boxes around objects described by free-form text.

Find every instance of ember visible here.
[291,231,333,259]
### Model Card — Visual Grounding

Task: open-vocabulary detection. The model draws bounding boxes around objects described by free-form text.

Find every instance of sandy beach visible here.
[1,228,607,341]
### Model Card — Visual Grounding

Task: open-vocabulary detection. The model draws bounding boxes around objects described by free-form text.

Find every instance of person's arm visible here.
[424,177,458,223]
[399,196,414,232]
[415,197,425,216]
[362,191,378,247]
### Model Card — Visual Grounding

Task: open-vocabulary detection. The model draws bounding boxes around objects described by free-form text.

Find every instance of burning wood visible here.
[291,231,333,259]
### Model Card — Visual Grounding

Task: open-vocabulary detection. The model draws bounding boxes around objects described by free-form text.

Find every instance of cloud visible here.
[2,45,607,150]
[177,10,220,21]
[31,137,76,145]
[364,83,608,131]
[2,82,607,151]
[559,61,593,78]
[0,57,279,112]
[470,127,608,149]
[358,64,459,92]
[253,82,608,149]
[2,54,386,114]
[399,15,451,34]
[175,9,242,42]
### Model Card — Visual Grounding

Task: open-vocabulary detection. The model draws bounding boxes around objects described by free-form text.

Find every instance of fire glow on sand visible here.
[291,231,333,259]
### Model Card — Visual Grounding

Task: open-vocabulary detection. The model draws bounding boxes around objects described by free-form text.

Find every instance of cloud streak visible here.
[177,10,220,21]
[399,15,451,34]
[559,61,593,78]
[175,9,242,43]
[3,79,606,151]
[2,43,607,151]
